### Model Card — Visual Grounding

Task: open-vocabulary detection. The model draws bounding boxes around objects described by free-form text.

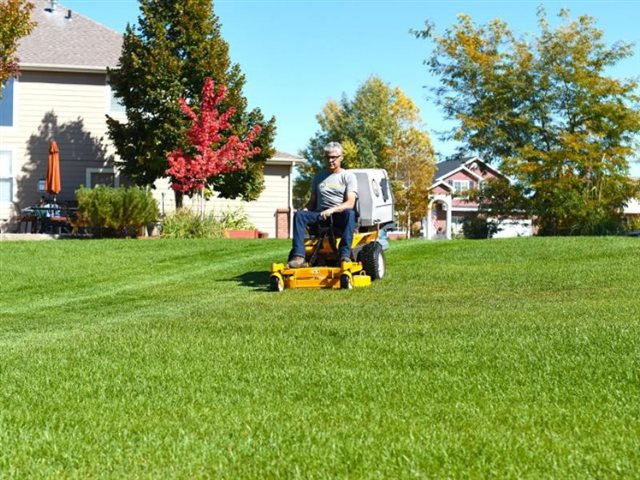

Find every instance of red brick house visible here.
[425,157,532,239]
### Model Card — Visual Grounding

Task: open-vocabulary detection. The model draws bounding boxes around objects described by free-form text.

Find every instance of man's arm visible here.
[303,190,317,211]
[320,191,356,219]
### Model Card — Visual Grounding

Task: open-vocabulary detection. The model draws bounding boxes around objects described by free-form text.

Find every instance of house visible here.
[0,0,302,238]
[425,156,533,239]
[624,191,640,229]
[150,151,304,238]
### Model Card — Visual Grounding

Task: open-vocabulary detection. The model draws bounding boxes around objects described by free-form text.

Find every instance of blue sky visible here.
[61,0,639,174]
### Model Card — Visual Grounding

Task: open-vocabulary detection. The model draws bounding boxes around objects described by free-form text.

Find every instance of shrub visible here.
[75,186,159,238]
[625,215,640,233]
[161,208,254,239]
[161,209,224,239]
[217,208,254,230]
[462,215,499,239]
[571,211,625,236]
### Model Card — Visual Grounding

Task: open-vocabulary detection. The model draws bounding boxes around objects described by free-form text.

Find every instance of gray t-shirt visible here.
[312,170,358,211]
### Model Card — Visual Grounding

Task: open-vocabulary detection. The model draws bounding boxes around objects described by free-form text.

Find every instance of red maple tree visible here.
[166,78,261,194]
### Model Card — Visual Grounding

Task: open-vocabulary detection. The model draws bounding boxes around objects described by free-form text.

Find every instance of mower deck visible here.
[270,261,371,291]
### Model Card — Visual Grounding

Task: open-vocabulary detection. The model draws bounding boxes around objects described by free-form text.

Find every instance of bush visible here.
[217,208,254,230]
[161,209,224,239]
[625,215,640,233]
[462,215,499,239]
[571,212,625,236]
[161,208,254,239]
[75,186,159,238]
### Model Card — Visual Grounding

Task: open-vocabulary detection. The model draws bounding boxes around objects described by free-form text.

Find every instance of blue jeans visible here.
[290,209,357,260]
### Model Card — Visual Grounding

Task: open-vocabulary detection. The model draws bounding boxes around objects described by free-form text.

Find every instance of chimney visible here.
[45,0,56,12]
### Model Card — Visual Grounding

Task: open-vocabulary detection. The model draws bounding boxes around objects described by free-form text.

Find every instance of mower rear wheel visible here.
[340,274,353,290]
[359,242,385,280]
[270,275,284,292]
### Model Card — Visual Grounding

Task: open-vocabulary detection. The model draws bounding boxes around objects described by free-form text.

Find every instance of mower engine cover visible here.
[350,169,394,228]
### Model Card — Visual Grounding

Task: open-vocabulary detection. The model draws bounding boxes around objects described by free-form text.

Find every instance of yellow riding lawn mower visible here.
[270,169,394,291]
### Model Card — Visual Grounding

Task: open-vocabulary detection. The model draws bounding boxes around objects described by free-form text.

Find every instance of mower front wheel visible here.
[270,274,284,292]
[340,274,353,290]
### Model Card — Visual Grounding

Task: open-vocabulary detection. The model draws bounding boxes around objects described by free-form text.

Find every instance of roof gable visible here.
[463,157,504,179]
[430,180,454,192]
[18,0,123,71]
[434,156,505,183]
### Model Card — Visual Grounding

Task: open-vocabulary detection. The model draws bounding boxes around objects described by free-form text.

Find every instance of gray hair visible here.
[324,142,343,155]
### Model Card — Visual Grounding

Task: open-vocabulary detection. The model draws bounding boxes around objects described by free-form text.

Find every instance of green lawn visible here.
[1,236,638,478]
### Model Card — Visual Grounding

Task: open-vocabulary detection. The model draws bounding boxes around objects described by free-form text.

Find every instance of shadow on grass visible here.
[232,270,271,291]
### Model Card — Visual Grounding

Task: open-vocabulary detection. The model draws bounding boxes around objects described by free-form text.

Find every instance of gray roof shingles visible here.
[17,0,123,70]
[434,160,464,180]
[274,150,303,160]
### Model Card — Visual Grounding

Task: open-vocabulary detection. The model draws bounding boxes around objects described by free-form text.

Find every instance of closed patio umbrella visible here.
[45,140,61,201]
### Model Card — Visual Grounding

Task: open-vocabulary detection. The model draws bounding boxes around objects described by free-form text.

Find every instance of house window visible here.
[108,82,126,114]
[0,151,13,202]
[0,77,15,127]
[452,180,471,193]
[86,167,119,188]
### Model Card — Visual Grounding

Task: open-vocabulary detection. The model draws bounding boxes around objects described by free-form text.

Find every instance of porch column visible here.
[446,198,452,240]
[425,200,434,239]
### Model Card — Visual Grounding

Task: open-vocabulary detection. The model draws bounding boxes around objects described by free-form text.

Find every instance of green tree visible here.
[415,7,640,235]
[107,0,275,204]
[0,0,35,86]
[296,76,436,226]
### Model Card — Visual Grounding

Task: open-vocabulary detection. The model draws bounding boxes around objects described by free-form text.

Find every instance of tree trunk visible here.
[174,190,183,209]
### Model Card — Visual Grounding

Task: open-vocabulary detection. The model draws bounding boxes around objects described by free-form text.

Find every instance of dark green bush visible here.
[462,215,499,239]
[75,186,159,238]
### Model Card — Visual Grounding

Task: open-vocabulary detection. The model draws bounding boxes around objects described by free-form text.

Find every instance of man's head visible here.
[324,142,343,172]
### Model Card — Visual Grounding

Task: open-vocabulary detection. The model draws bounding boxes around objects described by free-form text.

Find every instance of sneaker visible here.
[340,256,352,265]
[288,256,306,268]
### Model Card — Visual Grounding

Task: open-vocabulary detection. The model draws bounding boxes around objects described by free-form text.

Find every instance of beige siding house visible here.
[0,0,302,238]
[152,153,302,237]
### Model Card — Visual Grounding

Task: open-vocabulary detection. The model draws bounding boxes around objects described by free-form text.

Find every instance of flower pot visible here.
[224,229,259,239]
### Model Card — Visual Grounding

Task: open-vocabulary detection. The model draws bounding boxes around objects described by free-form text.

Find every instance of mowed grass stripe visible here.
[0,239,289,350]
[0,240,273,318]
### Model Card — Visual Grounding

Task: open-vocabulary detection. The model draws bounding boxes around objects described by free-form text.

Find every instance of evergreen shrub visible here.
[462,215,499,239]
[75,186,159,238]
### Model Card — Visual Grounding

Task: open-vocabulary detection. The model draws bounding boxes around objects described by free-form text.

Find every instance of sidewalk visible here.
[0,233,60,241]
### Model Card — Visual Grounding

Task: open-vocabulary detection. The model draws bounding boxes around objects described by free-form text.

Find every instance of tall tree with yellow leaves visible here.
[296,76,436,228]
[391,127,436,236]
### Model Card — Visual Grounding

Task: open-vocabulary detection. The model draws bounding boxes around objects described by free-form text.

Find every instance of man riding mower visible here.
[270,143,394,291]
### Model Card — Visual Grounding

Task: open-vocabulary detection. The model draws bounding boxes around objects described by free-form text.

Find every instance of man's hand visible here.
[320,207,334,220]
[320,192,356,220]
